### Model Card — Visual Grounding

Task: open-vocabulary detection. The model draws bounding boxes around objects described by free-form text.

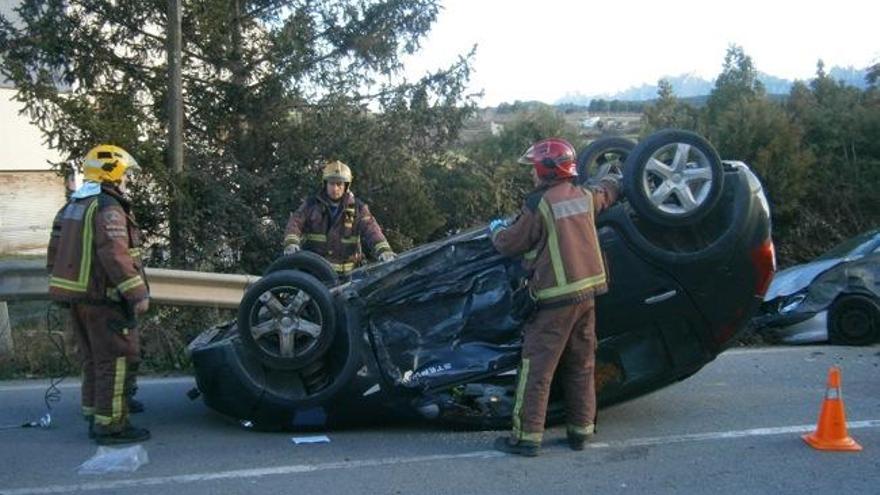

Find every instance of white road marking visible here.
[586,419,880,449]
[0,451,505,495]
[3,420,879,495]
[721,346,825,355]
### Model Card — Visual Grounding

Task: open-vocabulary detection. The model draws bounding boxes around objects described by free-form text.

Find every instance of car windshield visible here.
[814,230,880,261]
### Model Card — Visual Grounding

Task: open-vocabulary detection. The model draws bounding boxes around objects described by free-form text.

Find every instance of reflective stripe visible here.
[535,273,607,300]
[524,249,537,261]
[535,195,607,301]
[373,241,391,253]
[567,423,596,436]
[511,358,530,441]
[284,234,301,246]
[584,189,607,277]
[94,357,127,426]
[551,197,590,219]
[48,200,99,292]
[342,236,361,244]
[49,277,89,292]
[537,199,567,287]
[82,406,95,416]
[117,275,145,294]
[330,262,356,274]
[128,247,142,259]
[519,431,543,443]
[94,415,113,425]
[304,233,327,242]
[112,357,126,421]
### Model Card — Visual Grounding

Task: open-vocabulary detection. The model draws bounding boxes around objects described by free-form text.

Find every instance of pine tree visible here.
[641,78,700,134]
[0,0,475,272]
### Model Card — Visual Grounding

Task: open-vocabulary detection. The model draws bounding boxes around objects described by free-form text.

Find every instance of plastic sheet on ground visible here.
[77,445,149,475]
[291,435,331,444]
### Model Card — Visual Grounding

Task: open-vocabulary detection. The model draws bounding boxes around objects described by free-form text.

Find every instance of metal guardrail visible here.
[144,268,260,309]
[0,260,259,309]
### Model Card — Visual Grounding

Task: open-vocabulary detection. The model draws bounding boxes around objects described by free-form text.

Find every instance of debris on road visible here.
[291,435,331,445]
[77,445,149,475]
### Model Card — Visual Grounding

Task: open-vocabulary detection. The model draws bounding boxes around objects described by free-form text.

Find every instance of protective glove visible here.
[284,244,301,255]
[489,218,509,234]
[133,298,150,316]
[378,251,396,263]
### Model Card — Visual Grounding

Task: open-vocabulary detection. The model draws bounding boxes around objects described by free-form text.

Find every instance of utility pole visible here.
[167,0,185,265]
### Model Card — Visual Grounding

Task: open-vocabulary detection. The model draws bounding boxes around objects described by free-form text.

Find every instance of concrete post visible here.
[0,302,12,358]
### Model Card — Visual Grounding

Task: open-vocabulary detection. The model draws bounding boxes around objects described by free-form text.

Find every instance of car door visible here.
[594,226,712,395]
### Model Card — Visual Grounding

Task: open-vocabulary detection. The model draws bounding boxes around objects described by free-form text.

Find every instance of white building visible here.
[0,88,67,255]
[0,0,67,256]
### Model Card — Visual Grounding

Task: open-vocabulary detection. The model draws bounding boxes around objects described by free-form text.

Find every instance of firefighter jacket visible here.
[283,190,392,274]
[47,184,148,305]
[492,177,619,308]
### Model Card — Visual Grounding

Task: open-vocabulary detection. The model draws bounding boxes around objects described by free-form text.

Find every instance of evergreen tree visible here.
[641,78,700,134]
[781,62,880,260]
[0,0,475,272]
[701,46,813,263]
[867,61,880,86]
[432,106,581,233]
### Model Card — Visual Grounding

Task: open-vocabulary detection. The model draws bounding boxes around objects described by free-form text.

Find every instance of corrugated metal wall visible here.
[0,171,66,255]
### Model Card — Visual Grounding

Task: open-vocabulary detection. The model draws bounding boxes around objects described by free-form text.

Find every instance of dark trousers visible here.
[512,298,596,442]
[70,303,140,432]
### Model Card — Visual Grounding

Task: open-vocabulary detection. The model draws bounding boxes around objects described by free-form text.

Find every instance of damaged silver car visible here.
[754,229,880,345]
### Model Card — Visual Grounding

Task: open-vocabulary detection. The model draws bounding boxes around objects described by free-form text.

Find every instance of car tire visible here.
[576,137,636,182]
[263,251,339,286]
[828,294,880,346]
[237,270,337,370]
[623,129,724,226]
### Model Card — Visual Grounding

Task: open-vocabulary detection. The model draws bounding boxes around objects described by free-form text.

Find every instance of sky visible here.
[401,0,880,106]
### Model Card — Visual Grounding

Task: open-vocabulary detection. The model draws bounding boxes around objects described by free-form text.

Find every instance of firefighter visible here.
[283,160,395,275]
[47,144,150,445]
[489,138,620,457]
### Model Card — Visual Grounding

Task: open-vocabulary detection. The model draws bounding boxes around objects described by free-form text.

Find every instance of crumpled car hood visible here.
[764,258,842,300]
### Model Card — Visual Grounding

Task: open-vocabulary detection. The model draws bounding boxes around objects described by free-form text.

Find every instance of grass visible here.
[0,302,234,379]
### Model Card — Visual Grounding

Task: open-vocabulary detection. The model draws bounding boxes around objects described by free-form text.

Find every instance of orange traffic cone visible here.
[802,366,862,451]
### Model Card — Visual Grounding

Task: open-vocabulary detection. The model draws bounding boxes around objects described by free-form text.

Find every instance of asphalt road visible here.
[1,345,879,495]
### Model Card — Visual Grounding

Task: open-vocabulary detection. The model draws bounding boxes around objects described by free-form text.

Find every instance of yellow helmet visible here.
[82,144,140,183]
[322,160,353,184]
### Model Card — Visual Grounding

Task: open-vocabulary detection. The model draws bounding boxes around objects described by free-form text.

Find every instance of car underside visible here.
[188,130,775,431]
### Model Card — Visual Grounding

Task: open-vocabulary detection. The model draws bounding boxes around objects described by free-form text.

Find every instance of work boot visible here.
[567,433,591,451]
[127,397,145,414]
[566,424,596,451]
[94,423,151,445]
[494,436,540,457]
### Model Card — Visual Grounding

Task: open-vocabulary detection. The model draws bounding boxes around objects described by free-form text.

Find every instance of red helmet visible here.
[517,138,578,180]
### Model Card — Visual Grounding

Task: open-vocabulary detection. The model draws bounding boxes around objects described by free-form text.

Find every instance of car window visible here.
[815,230,880,261]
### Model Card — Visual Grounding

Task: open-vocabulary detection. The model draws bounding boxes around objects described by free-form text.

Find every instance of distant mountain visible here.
[827,66,871,88]
[557,66,870,105]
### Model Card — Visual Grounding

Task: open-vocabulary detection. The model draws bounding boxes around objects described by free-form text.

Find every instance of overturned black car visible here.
[187,130,775,430]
